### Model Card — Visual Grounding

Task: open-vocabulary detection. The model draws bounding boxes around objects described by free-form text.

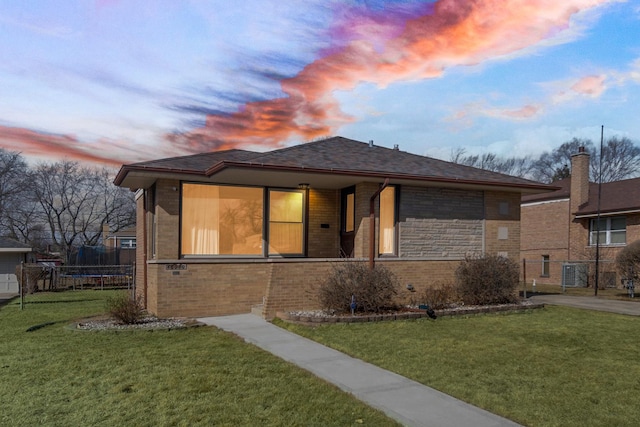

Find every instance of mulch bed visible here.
[277,301,545,325]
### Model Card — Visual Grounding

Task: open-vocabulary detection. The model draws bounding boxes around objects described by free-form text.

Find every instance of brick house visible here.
[115,136,553,319]
[521,147,640,287]
[102,225,136,265]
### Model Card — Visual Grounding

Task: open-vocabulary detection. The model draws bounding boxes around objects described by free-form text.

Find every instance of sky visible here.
[1,0,639,168]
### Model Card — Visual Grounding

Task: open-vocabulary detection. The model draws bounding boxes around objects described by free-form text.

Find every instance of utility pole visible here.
[595,125,604,296]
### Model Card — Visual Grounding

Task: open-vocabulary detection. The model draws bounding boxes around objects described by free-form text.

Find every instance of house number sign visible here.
[165,264,187,271]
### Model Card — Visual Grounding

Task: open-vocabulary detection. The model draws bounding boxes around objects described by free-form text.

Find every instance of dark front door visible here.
[340,186,355,257]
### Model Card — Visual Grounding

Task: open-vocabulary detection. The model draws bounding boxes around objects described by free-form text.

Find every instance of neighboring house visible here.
[102,226,136,265]
[115,136,553,319]
[521,147,640,287]
[0,237,32,294]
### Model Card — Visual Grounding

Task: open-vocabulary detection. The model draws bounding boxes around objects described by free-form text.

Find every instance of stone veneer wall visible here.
[398,187,484,258]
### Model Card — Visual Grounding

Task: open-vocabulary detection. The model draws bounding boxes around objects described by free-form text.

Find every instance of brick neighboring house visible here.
[115,136,553,319]
[102,226,136,265]
[521,147,640,287]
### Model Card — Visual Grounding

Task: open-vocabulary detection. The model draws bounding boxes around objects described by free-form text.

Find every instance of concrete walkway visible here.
[199,314,520,427]
[528,294,640,316]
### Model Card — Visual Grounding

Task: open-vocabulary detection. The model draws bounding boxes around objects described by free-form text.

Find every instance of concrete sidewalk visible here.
[528,294,640,316]
[199,314,520,427]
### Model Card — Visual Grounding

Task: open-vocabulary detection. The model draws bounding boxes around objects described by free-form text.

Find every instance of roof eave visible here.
[116,160,557,193]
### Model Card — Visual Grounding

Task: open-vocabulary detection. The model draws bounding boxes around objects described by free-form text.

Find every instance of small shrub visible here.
[319,262,399,314]
[420,282,459,309]
[617,239,640,282]
[106,292,144,324]
[455,254,520,305]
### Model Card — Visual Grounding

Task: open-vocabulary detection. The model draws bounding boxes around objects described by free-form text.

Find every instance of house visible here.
[0,237,32,294]
[102,225,136,265]
[114,136,553,319]
[521,147,640,287]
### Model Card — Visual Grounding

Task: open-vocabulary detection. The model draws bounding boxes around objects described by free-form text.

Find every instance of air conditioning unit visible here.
[562,263,589,288]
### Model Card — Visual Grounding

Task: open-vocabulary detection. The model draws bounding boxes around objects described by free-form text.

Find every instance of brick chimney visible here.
[570,146,590,211]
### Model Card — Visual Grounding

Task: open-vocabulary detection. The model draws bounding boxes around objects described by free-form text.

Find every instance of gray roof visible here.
[115,136,554,193]
[0,237,32,251]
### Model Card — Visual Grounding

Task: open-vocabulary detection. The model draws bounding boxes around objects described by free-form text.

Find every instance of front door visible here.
[340,187,355,257]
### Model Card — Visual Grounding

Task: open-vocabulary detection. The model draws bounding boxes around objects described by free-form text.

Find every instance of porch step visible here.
[250,304,264,317]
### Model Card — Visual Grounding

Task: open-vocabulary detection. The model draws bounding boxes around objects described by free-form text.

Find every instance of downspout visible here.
[369,178,390,270]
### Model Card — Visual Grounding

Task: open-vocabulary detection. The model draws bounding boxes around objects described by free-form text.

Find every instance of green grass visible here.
[276,307,640,427]
[0,291,398,427]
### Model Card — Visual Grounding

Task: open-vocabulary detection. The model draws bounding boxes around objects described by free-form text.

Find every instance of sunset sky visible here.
[1,0,639,168]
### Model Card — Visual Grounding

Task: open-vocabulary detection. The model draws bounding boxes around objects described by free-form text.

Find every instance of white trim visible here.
[576,209,640,219]
[0,248,31,253]
[521,198,569,207]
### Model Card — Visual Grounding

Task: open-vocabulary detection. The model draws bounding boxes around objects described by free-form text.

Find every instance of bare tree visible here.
[449,148,535,178]
[30,161,135,263]
[598,136,640,182]
[0,149,30,237]
[532,137,640,183]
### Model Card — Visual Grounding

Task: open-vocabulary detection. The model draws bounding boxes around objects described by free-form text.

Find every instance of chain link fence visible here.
[18,264,134,292]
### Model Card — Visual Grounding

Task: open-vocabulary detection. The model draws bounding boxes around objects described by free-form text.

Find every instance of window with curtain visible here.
[589,217,626,246]
[181,184,263,256]
[268,190,304,255]
[379,186,396,255]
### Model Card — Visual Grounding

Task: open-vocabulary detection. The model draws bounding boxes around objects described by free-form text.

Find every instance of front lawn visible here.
[277,307,640,427]
[0,291,397,426]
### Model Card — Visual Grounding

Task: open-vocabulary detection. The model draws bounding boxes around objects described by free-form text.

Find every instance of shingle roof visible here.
[577,177,640,216]
[521,176,640,216]
[522,178,571,203]
[115,136,553,192]
[0,237,31,250]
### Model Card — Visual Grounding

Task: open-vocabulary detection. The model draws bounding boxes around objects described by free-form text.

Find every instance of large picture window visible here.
[181,184,263,256]
[268,190,304,255]
[379,186,396,255]
[590,217,626,246]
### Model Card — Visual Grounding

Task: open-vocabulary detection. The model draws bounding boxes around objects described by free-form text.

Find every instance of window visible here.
[268,190,304,255]
[180,183,305,257]
[145,186,156,259]
[181,184,263,256]
[379,186,396,255]
[590,217,626,246]
[541,255,550,277]
[345,192,355,233]
[120,238,136,249]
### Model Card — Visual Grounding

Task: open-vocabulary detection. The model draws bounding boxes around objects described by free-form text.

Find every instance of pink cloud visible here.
[0,125,152,167]
[570,74,607,97]
[7,0,611,164]
[173,0,609,153]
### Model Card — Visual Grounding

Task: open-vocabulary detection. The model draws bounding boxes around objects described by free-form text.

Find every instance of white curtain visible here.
[182,184,219,255]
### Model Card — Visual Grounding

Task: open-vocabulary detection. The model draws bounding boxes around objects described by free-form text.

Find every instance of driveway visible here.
[528,294,640,316]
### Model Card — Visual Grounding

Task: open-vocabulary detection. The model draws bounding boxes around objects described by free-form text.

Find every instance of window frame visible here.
[120,238,136,249]
[589,216,626,246]
[267,188,306,257]
[179,182,306,258]
[541,255,550,277]
[378,185,399,256]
